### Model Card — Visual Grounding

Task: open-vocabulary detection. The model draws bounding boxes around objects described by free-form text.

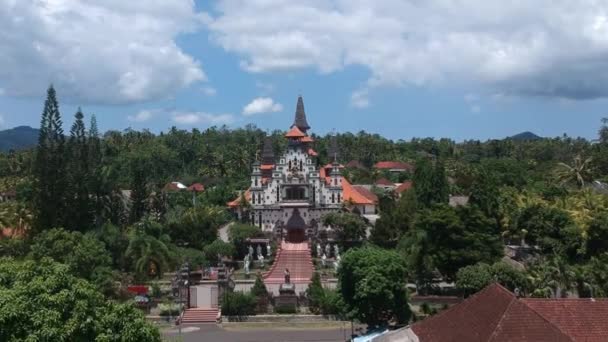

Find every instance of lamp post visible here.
[178,262,190,336]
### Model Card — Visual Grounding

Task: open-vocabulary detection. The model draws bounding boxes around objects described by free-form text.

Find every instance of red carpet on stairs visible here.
[181,308,219,324]
[264,241,314,284]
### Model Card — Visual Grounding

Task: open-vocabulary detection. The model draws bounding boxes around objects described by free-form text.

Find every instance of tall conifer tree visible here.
[33,85,66,232]
[88,114,104,228]
[65,109,92,231]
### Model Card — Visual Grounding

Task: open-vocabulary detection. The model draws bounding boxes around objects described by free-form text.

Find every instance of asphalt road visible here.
[163,323,354,342]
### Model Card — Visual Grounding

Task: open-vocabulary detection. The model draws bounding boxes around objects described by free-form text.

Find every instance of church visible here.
[229,96,377,243]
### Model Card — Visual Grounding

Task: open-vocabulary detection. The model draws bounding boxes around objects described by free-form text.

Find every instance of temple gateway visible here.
[229,96,377,243]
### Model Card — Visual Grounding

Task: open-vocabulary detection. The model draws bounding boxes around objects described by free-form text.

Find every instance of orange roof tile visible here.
[308,148,318,156]
[260,164,274,170]
[227,189,251,208]
[285,126,306,138]
[187,183,205,192]
[374,161,414,170]
[300,136,314,142]
[395,181,413,193]
[342,179,374,205]
[375,178,394,186]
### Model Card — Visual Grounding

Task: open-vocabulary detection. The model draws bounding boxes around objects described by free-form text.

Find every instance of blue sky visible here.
[0,1,607,141]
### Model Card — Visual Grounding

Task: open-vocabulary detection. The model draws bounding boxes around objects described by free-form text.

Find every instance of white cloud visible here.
[172,111,235,125]
[202,86,217,96]
[0,1,205,104]
[205,1,608,100]
[127,110,155,123]
[350,89,370,109]
[242,97,283,115]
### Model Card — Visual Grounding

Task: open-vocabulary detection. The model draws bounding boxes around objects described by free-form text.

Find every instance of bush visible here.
[250,273,268,298]
[158,303,182,317]
[151,282,162,298]
[229,223,264,257]
[456,261,528,297]
[203,239,236,265]
[221,291,256,317]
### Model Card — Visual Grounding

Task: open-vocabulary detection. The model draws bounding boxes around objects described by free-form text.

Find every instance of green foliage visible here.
[203,239,236,265]
[404,205,503,282]
[274,306,297,314]
[175,247,207,270]
[371,190,417,248]
[322,212,367,245]
[585,212,608,258]
[307,273,343,315]
[456,262,528,297]
[125,218,174,280]
[469,166,500,220]
[29,228,112,283]
[338,246,410,326]
[158,303,182,316]
[32,85,67,233]
[229,223,264,257]
[166,205,228,249]
[412,158,449,208]
[0,258,160,342]
[250,273,268,298]
[221,291,257,317]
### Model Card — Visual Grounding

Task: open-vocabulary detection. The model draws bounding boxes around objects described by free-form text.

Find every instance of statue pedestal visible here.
[275,283,298,313]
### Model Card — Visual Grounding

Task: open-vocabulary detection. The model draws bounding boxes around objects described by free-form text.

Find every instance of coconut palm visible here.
[125,219,173,280]
[0,202,33,238]
[555,155,594,189]
[528,256,575,298]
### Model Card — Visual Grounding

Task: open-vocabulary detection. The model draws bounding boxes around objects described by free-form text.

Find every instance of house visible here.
[394,181,412,195]
[375,178,395,190]
[373,161,414,173]
[345,160,366,169]
[187,183,205,192]
[163,181,187,192]
[373,283,608,342]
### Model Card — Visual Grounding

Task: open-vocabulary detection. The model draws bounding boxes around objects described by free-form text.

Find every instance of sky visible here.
[0,1,607,141]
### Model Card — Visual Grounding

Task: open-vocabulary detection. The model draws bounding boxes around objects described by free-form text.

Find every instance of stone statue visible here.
[316,243,322,257]
[244,254,250,275]
[321,253,327,267]
[325,244,331,258]
[267,244,272,257]
[333,244,340,258]
[248,245,254,258]
[257,244,262,258]
[284,268,291,284]
[259,254,265,267]
[334,254,341,271]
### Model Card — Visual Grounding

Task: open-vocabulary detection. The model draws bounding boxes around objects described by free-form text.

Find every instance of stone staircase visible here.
[181,308,220,324]
[264,241,313,285]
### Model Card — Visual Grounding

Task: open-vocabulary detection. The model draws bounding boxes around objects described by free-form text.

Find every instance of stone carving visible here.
[321,253,327,267]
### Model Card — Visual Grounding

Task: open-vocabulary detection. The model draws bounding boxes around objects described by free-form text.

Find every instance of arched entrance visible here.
[285,208,307,243]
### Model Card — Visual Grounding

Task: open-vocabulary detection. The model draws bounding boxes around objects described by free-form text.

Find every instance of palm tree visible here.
[555,155,593,189]
[0,203,32,238]
[125,221,173,280]
[528,256,575,298]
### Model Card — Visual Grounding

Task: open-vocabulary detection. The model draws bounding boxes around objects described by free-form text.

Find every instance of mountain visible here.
[508,131,542,141]
[0,126,40,152]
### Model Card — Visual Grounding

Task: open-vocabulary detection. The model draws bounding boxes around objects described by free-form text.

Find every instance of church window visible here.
[255,178,258,186]
[332,193,335,203]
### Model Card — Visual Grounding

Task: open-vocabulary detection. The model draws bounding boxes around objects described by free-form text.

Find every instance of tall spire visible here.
[328,135,340,162]
[262,136,275,165]
[292,96,310,133]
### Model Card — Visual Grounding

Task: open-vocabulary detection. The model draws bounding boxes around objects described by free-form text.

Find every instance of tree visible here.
[322,212,367,246]
[406,204,503,281]
[555,155,593,189]
[166,205,228,249]
[33,85,67,232]
[65,108,92,231]
[370,190,417,248]
[527,255,575,298]
[88,114,104,228]
[125,219,174,280]
[250,273,268,298]
[203,239,235,265]
[338,246,411,326]
[129,162,148,224]
[228,223,264,257]
[469,166,500,221]
[456,262,528,297]
[412,158,448,208]
[0,258,160,341]
[29,228,112,285]
[221,291,256,317]
[585,212,608,258]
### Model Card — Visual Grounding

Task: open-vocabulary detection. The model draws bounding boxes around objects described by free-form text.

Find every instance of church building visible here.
[228,96,377,242]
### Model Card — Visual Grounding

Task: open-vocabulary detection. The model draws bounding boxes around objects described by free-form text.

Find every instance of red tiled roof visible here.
[300,136,314,143]
[374,161,414,170]
[227,189,251,208]
[375,178,394,186]
[323,163,344,170]
[409,283,608,342]
[187,183,205,192]
[260,164,274,170]
[342,179,374,205]
[308,148,318,156]
[352,186,378,203]
[395,181,412,193]
[285,126,306,138]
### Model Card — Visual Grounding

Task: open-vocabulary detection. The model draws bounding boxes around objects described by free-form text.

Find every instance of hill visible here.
[508,131,542,141]
[0,126,40,152]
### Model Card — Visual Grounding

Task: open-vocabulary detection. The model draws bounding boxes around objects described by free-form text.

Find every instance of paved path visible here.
[163,323,352,342]
[218,222,234,242]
